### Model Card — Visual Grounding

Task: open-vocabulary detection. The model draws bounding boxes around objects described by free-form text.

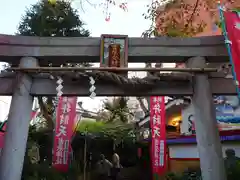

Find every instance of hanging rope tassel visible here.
[56,76,63,97]
[89,76,96,99]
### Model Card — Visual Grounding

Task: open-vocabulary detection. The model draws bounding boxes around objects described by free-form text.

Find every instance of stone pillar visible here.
[0,57,38,180]
[189,57,226,180]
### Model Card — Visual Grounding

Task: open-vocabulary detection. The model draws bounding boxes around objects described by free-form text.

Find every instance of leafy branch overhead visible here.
[18,0,91,130]
[143,0,240,37]
[103,97,133,123]
[143,0,204,37]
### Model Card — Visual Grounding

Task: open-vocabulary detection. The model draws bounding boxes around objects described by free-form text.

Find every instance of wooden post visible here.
[189,57,226,180]
[0,57,38,180]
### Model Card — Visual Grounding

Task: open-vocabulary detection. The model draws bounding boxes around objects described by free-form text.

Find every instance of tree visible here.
[18,0,89,37]
[103,97,132,123]
[18,0,90,171]
[143,0,240,37]
[18,0,90,130]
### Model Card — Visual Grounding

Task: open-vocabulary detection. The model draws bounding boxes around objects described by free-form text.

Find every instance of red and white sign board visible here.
[150,96,167,177]
[52,97,77,172]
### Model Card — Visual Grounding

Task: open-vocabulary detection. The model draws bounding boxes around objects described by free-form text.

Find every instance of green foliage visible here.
[76,120,135,143]
[23,125,81,180]
[103,97,132,123]
[18,0,89,37]
[77,120,105,133]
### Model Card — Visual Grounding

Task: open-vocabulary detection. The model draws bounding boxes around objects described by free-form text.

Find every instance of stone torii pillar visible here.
[0,57,38,180]
[189,57,227,180]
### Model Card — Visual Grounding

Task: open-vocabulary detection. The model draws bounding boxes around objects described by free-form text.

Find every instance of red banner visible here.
[150,96,167,176]
[53,97,77,172]
[224,11,240,87]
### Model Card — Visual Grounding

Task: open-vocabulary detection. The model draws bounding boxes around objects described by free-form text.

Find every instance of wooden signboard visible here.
[100,34,128,71]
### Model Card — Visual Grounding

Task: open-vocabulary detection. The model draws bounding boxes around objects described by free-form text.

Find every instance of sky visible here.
[0,0,172,121]
[0,0,152,36]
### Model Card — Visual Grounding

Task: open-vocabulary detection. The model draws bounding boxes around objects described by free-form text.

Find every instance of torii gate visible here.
[0,34,235,180]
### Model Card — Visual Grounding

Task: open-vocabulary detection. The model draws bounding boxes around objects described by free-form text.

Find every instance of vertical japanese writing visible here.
[159,140,165,167]
[53,97,77,172]
[153,126,160,138]
[109,44,120,67]
[57,125,67,137]
[150,96,166,175]
[63,140,69,165]
[154,139,159,163]
[56,138,64,165]
[152,103,161,114]
[153,115,161,125]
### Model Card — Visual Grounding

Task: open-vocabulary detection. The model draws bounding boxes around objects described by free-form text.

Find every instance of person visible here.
[224,149,240,169]
[224,149,240,178]
[110,153,122,180]
[96,154,112,180]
